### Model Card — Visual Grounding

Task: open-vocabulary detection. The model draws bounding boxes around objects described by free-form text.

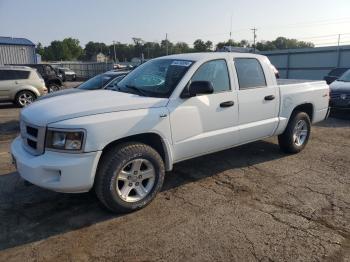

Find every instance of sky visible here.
[1,0,350,47]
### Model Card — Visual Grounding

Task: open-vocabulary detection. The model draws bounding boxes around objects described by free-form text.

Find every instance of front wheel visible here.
[95,142,165,213]
[278,111,311,153]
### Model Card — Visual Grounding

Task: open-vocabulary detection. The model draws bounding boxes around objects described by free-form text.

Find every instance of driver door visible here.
[168,59,239,162]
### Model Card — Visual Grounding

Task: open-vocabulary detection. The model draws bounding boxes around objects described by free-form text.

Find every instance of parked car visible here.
[11,53,329,213]
[329,69,350,110]
[0,66,47,107]
[58,67,77,81]
[21,64,63,92]
[39,70,129,100]
[324,68,349,84]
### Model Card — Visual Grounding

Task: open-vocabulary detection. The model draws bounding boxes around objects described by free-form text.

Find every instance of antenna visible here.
[251,27,257,53]
[166,33,169,55]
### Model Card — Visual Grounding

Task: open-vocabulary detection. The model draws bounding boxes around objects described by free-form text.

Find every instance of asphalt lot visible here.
[0,87,349,261]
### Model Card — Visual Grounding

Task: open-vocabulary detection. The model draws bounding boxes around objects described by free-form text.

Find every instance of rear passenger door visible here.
[234,58,279,143]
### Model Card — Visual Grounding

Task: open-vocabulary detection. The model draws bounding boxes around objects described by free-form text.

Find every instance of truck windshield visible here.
[338,70,350,82]
[115,59,193,97]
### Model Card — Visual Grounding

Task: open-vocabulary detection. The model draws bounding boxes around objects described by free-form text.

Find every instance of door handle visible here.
[220,101,234,107]
[264,95,275,101]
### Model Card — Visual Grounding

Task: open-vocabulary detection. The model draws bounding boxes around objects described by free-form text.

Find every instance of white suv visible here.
[0,66,47,107]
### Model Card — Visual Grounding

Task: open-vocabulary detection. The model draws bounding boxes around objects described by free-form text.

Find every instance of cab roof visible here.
[0,65,34,71]
[158,52,266,62]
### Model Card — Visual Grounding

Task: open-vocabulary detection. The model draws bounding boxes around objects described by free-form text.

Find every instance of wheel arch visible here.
[291,103,314,122]
[100,132,173,171]
[14,87,39,100]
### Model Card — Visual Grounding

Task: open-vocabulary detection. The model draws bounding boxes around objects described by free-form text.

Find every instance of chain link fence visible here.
[52,62,114,80]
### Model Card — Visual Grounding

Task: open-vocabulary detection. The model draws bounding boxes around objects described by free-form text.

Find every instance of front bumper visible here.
[11,136,102,193]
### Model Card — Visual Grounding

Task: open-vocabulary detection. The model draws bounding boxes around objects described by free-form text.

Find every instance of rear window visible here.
[78,73,116,90]
[234,58,267,89]
[0,70,30,80]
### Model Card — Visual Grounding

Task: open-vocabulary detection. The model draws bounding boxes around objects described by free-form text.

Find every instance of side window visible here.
[106,75,125,88]
[234,58,267,89]
[15,70,30,79]
[0,70,17,80]
[191,60,230,93]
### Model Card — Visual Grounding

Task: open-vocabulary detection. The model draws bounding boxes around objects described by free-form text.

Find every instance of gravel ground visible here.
[0,91,349,261]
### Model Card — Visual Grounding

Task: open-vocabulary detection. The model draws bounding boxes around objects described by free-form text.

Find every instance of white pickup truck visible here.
[11,53,329,213]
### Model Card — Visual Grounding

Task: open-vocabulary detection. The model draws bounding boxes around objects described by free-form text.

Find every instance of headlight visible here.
[46,129,85,152]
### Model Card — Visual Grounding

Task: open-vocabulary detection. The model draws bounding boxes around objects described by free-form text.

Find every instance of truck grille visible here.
[20,120,46,155]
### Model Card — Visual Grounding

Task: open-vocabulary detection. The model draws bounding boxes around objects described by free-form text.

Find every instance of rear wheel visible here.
[278,111,311,153]
[95,142,165,213]
[15,90,36,107]
[47,84,60,93]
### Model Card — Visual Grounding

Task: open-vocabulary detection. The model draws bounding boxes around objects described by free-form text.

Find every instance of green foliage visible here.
[38,36,315,62]
[41,38,83,61]
[256,37,314,51]
[193,39,213,52]
[36,42,44,56]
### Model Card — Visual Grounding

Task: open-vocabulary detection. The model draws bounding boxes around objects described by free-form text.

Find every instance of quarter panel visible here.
[48,108,173,153]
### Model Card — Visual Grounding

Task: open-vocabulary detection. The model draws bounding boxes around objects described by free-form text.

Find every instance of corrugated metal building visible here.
[0,36,37,65]
[261,45,350,80]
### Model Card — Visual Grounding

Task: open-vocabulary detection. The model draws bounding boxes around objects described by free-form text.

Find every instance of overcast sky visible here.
[1,0,350,47]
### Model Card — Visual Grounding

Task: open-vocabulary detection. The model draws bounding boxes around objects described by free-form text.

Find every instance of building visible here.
[261,45,350,80]
[0,36,37,65]
[94,52,108,62]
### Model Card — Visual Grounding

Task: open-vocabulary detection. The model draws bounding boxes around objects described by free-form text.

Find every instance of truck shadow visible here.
[0,103,17,109]
[0,139,285,251]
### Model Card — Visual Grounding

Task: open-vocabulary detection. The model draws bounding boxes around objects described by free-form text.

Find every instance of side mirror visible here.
[181,81,214,98]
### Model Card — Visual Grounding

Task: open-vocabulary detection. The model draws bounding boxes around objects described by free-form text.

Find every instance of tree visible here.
[40,38,83,61]
[160,39,173,55]
[173,42,191,54]
[63,38,83,59]
[83,41,109,61]
[215,39,245,50]
[256,37,314,51]
[193,39,213,52]
[205,41,213,51]
[36,42,44,56]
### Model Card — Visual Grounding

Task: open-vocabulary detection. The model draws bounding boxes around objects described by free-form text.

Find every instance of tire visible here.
[95,142,165,213]
[47,84,60,93]
[15,90,36,107]
[278,111,311,154]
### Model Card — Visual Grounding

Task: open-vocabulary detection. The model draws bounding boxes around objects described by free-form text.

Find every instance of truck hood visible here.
[39,88,86,100]
[330,80,350,92]
[21,90,169,126]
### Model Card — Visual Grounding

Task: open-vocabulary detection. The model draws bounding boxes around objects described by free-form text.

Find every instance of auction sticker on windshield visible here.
[171,60,193,67]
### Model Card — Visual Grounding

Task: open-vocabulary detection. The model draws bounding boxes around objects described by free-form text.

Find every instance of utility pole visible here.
[229,14,233,41]
[166,33,169,55]
[113,41,117,63]
[337,34,341,67]
[251,27,257,53]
